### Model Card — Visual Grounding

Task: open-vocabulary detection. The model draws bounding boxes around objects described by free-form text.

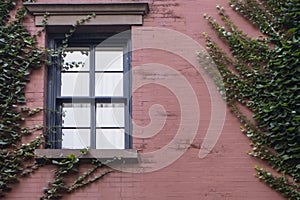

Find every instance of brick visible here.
[5,0,286,199]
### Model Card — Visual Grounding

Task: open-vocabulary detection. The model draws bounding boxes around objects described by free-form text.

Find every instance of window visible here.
[24,2,149,152]
[46,32,132,150]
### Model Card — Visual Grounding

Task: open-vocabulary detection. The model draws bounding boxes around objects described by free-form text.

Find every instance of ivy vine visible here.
[2,0,299,199]
[41,154,113,200]
[0,1,111,199]
[0,0,44,195]
[200,0,300,199]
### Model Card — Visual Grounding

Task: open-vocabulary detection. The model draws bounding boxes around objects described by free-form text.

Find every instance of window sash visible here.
[46,36,132,149]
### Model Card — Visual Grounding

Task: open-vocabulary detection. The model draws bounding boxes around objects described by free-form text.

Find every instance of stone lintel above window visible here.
[24,2,149,26]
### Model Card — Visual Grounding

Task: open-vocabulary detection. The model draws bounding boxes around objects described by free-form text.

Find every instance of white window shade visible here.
[96,129,125,149]
[62,129,90,149]
[95,48,123,71]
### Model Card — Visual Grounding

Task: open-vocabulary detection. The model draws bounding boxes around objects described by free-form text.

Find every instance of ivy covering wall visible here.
[201,0,300,198]
[0,0,44,195]
[1,0,299,199]
[0,1,111,199]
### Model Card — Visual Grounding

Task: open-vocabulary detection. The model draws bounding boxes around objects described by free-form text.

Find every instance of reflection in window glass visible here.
[95,73,123,96]
[62,103,90,127]
[96,103,124,127]
[62,129,90,149]
[63,48,90,71]
[95,48,123,71]
[96,129,124,149]
[61,73,89,96]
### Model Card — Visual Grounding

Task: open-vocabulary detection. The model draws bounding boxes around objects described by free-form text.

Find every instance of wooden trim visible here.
[24,2,149,26]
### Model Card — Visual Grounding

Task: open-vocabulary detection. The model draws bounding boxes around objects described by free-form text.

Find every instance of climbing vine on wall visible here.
[200,0,300,199]
[0,1,111,199]
[0,0,44,195]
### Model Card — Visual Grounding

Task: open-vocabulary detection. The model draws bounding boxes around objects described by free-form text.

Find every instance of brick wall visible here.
[5,0,285,199]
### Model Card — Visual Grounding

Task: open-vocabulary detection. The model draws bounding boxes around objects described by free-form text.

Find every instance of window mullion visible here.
[124,40,132,149]
[90,45,96,149]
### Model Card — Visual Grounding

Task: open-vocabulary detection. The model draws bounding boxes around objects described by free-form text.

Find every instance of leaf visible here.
[0,140,9,145]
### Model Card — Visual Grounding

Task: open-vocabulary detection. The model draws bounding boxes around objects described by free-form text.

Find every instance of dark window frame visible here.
[46,30,132,149]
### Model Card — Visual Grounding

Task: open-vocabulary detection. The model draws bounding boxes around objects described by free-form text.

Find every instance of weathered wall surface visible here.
[5,0,284,199]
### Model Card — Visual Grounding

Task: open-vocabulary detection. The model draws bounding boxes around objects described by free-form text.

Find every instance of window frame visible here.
[46,31,132,150]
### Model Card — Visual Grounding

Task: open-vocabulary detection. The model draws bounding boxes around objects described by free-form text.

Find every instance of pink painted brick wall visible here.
[5,0,285,199]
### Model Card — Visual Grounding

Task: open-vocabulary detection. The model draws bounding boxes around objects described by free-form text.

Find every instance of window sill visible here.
[35,149,139,164]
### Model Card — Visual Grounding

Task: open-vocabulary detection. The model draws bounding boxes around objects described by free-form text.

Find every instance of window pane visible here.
[62,129,90,149]
[62,103,90,127]
[95,73,123,96]
[96,103,124,127]
[95,48,123,71]
[61,73,89,96]
[63,48,89,71]
[96,129,124,149]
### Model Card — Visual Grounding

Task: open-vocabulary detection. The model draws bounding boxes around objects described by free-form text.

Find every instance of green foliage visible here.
[0,0,44,195]
[0,1,109,199]
[201,0,300,198]
[256,166,300,199]
[41,155,113,200]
